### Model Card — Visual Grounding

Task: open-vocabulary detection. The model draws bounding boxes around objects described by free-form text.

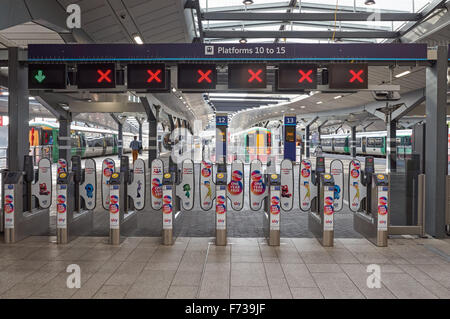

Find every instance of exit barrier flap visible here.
[150,159,164,210]
[200,160,215,210]
[280,159,294,211]
[228,160,244,211]
[128,158,146,210]
[101,158,116,210]
[80,158,96,210]
[330,160,344,212]
[299,159,312,212]
[249,160,267,211]
[31,158,52,209]
[176,159,195,211]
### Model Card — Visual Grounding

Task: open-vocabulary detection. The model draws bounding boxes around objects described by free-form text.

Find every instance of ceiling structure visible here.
[0,0,449,136]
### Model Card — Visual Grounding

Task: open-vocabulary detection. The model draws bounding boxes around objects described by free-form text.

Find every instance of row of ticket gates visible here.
[1,154,389,247]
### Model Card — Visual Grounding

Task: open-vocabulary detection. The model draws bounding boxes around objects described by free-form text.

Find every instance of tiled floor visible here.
[0,236,449,299]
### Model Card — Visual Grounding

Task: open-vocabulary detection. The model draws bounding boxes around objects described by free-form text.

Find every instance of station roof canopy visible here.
[0,0,449,133]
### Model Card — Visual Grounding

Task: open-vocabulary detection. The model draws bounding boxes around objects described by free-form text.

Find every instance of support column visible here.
[386,116,397,172]
[148,106,159,164]
[425,45,448,238]
[118,123,123,159]
[350,126,356,158]
[167,114,177,175]
[7,47,28,171]
[305,125,310,158]
[58,117,72,163]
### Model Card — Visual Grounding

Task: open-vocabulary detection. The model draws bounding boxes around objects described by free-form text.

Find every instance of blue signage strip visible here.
[28,43,428,61]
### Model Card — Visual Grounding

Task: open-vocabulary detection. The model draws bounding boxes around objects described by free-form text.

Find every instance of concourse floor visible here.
[0,235,448,299]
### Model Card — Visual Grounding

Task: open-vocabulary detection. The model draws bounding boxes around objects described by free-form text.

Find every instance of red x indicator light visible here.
[248,69,263,83]
[77,63,116,89]
[228,64,266,89]
[276,64,317,91]
[197,69,212,83]
[178,64,217,90]
[97,69,112,83]
[147,69,162,83]
[328,63,368,89]
[349,69,364,83]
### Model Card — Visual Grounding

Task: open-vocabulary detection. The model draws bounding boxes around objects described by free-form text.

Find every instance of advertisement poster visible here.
[128,159,146,210]
[299,159,312,211]
[280,159,293,211]
[227,160,244,211]
[176,159,194,211]
[31,158,52,209]
[348,160,362,212]
[200,160,215,210]
[150,159,164,210]
[330,160,344,212]
[162,186,173,230]
[249,160,266,211]
[377,185,389,231]
[109,180,120,230]
[216,187,227,230]
[269,188,281,231]
[323,186,334,231]
[80,158,96,210]
[4,184,15,228]
[102,158,115,210]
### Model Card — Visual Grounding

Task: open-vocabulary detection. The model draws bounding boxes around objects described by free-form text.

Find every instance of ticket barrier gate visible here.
[56,156,96,244]
[2,156,51,243]
[151,159,194,245]
[349,157,389,247]
[300,157,344,247]
[102,156,146,245]
[199,160,245,246]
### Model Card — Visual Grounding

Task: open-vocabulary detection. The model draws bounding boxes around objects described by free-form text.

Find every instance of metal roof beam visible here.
[204,30,399,39]
[202,12,421,22]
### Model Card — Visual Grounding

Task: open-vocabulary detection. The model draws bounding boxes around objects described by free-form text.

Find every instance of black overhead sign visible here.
[177,64,217,90]
[228,64,267,89]
[127,63,168,91]
[328,63,369,89]
[277,64,317,91]
[28,64,66,89]
[77,63,116,89]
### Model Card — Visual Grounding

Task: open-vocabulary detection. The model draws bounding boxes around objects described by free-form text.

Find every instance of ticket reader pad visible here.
[2,156,51,243]
[56,156,96,244]
[265,174,281,246]
[308,173,335,247]
[162,172,176,245]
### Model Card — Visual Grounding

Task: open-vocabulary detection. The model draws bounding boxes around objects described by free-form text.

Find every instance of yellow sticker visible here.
[377,174,385,180]
[112,173,119,178]
[271,174,278,180]
[59,172,67,178]
[217,173,224,179]
[164,173,171,179]
[324,174,331,179]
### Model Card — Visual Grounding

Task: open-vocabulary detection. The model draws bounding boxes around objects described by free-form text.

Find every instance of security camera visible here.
[372,91,401,101]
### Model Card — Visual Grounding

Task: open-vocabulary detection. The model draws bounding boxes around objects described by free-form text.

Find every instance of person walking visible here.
[130,136,140,163]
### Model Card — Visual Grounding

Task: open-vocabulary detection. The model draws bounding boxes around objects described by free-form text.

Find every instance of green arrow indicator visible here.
[34,70,46,83]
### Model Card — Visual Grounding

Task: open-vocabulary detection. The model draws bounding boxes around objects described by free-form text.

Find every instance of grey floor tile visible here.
[398,264,450,299]
[290,287,324,299]
[269,284,293,299]
[281,264,316,288]
[312,272,365,299]
[230,286,271,299]
[167,285,199,299]
[381,273,439,299]
[94,284,130,299]
[231,263,267,287]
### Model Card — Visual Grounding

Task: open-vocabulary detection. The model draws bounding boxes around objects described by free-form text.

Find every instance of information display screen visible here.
[285,126,296,143]
[127,63,168,91]
[328,63,368,89]
[277,64,317,90]
[228,64,267,89]
[28,64,66,89]
[178,64,217,90]
[77,63,116,89]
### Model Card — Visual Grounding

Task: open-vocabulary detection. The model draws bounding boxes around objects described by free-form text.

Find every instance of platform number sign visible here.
[77,63,116,89]
[328,63,368,89]
[228,64,267,89]
[216,115,228,127]
[177,64,217,90]
[277,64,317,90]
[127,63,168,91]
[28,64,67,89]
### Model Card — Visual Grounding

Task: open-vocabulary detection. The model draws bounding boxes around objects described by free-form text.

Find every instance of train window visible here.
[334,138,347,147]
[321,139,332,146]
[106,136,114,147]
[71,135,80,148]
[356,138,361,147]
[367,137,384,147]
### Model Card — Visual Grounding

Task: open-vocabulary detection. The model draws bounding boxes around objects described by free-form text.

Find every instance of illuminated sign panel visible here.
[127,64,168,90]
[77,63,116,89]
[228,64,267,89]
[277,64,317,90]
[328,63,368,89]
[177,64,217,90]
[28,64,66,89]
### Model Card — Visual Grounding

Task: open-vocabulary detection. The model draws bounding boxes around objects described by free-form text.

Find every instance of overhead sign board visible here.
[28,44,429,62]
[328,63,368,89]
[77,63,116,89]
[127,63,168,91]
[177,64,217,90]
[228,64,267,89]
[277,64,317,90]
[28,64,66,89]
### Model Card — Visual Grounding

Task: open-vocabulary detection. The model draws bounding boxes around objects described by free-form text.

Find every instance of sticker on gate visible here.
[228,160,244,211]
[299,159,312,211]
[249,160,266,211]
[150,159,164,210]
[80,159,96,210]
[102,158,116,210]
[200,160,215,210]
[377,188,388,231]
[348,160,362,212]
[176,160,194,211]
[280,159,293,211]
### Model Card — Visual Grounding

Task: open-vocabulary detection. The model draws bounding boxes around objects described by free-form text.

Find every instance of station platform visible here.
[0,235,448,299]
